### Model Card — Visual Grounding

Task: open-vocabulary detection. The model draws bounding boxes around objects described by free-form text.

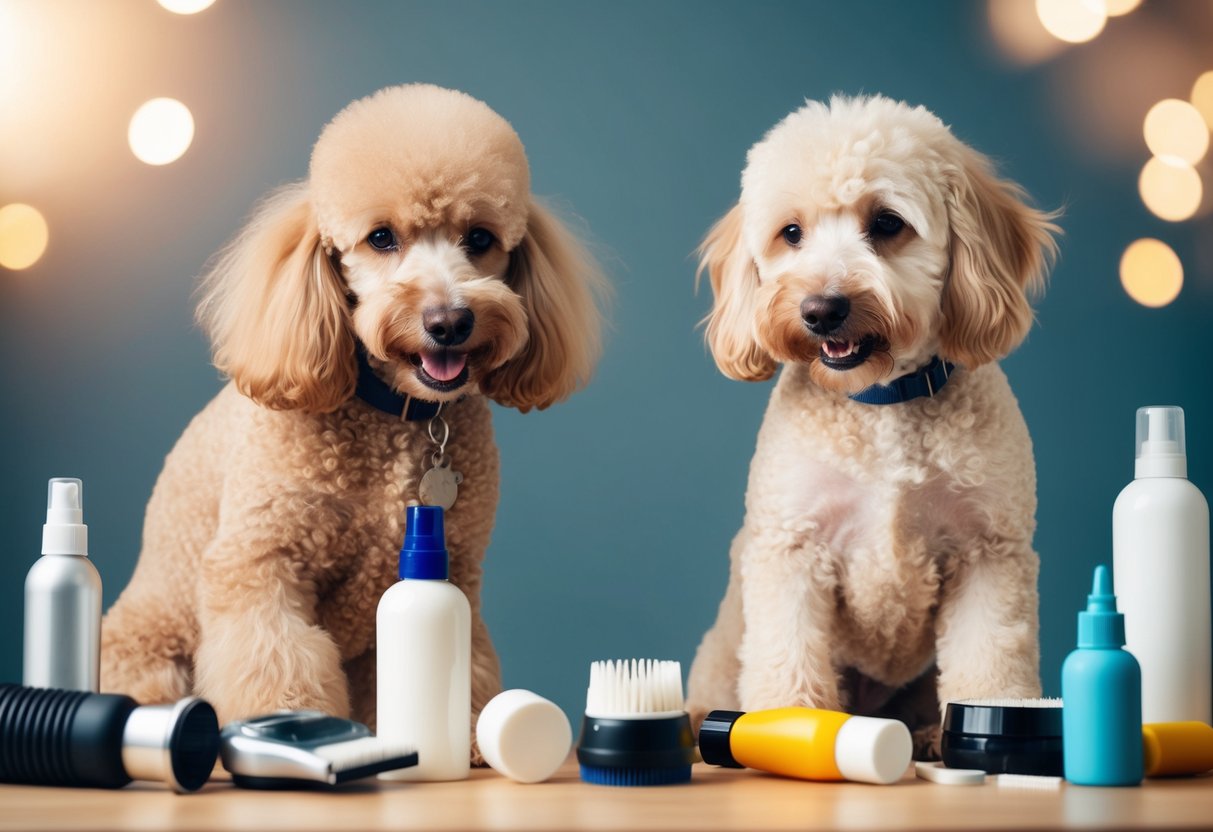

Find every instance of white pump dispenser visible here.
[24,478,103,691]
[1113,406,1211,724]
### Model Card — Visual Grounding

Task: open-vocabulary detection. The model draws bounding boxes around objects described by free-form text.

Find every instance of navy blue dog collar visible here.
[354,345,442,421]
[848,356,956,406]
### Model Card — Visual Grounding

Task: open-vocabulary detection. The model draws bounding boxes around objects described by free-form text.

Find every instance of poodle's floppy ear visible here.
[196,182,355,412]
[479,200,605,412]
[939,147,1059,368]
[697,204,776,382]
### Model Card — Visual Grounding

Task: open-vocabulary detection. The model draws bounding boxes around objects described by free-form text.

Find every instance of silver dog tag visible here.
[419,455,463,511]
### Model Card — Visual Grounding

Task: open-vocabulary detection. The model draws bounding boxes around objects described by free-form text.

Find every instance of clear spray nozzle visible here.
[46,478,84,524]
[1135,406,1187,478]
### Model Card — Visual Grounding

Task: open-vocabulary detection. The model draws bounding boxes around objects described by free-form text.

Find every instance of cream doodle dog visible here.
[100,85,603,749]
[686,96,1058,753]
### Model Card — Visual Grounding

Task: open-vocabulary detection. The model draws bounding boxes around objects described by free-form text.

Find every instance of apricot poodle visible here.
[685,96,1059,756]
[100,85,604,752]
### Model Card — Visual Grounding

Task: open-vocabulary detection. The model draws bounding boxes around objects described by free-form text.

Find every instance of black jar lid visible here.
[943,699,1063,738]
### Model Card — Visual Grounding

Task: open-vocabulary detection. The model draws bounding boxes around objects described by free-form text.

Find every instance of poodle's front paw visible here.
[912,724,942,761]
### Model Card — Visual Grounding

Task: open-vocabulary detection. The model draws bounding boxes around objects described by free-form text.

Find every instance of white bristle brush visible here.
[577,659,695,786]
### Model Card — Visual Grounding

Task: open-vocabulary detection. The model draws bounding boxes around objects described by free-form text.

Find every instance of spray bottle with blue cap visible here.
[376,505,471,781]
[1061,564,1143,786]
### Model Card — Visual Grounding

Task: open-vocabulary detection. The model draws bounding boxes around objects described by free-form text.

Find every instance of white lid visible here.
[834,715,912,785]
[1135,405,1187,478]
[475,689,571,784]
[42,477,88,556]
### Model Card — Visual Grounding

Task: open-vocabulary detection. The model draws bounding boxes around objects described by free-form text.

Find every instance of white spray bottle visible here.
[24,478,102,692]
[1113,406,1211,724]
[377,505,470,781]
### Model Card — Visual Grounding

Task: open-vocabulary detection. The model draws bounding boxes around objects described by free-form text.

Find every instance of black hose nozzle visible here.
[0,683,219,793]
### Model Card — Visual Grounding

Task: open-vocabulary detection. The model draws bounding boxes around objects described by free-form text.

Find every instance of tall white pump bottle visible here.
[377,505,471,781]
[1113,406,1211,724]
[24,477,102,691]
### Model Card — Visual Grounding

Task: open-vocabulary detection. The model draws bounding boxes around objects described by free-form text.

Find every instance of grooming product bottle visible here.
[1142,721,1213,777]
[377,505,470,781]
[1113,405,1211,724]
[1061,565,1143,786]
[0,683,219,792]
[24,477,102,691]
[576,659,695,786]
[699,707,912,784]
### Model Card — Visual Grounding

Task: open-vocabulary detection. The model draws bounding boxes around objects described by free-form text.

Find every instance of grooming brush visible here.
[942,698,1064,777]
[575,659,695,786]
[220,711,417,789]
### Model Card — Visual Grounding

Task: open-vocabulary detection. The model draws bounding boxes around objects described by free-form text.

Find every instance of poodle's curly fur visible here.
[99,85,604,755]
[686,96,1059,756]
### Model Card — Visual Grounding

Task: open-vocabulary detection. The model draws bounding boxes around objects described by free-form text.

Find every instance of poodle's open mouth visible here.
[818,335,878,370]
[410,349,470,393]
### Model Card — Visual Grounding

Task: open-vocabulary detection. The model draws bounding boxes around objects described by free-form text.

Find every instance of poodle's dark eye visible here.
[781,224,802,246]
[367,227,397,251]
[463,227,495,256]
[869,212,905,238]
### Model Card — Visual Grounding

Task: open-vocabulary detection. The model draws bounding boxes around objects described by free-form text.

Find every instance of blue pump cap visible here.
[399,505,449,580]
[1077,565,1125,648]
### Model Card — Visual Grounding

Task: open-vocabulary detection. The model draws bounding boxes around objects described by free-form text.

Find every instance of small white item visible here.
[1113,406,1211,725]
[834,715,914,785]
[476,690,572,783]
[24,478,102,692]
[915,761,986,785]
[994,773,1063,789]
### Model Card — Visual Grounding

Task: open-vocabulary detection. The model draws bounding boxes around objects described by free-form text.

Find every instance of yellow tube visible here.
[1142,721,1213,777]
[730,708,851,780]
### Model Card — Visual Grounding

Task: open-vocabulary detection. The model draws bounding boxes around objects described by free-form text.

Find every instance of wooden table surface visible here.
[2,757,1211,832]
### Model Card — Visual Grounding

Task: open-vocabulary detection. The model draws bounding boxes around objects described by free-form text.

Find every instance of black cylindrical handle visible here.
[0,683,137,788]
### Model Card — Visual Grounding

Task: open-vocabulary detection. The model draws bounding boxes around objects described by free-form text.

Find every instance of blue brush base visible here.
[578,764,692,786]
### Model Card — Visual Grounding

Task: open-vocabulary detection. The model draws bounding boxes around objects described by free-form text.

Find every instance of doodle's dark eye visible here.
[463,227,496,256]
[367,227,397,251]
[869,212,905,238]
[781,224,802,246]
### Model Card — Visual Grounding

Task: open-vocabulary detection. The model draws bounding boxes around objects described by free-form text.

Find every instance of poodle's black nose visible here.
[801,295,850,336]
[423,307,475,346]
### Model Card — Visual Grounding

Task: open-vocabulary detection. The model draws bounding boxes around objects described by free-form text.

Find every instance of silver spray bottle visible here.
[24,478,102,691]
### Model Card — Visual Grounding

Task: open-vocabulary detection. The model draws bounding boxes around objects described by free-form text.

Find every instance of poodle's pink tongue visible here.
[823,340,858,358]
[420,351,467,382]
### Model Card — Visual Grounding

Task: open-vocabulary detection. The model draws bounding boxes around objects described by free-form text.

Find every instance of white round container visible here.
[476,689,572,783]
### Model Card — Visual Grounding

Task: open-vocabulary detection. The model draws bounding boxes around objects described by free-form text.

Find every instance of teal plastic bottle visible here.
[1061,565,1143,786]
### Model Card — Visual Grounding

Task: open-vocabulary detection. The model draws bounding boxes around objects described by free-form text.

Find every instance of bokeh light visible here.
[0,203,50,271]
[1138,157,1203,222]
[1035,0,1106,44]
[128,98,195,166]
[1143,99,1209,165]
[156,0,217,14]
[1104,0,1142,15]
[1192,71,1213,130]
[1120,239,1183,308]
[987,0,1067,65]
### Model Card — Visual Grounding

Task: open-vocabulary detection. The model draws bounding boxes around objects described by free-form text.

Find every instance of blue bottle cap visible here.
[1077,565,1125,648]
[399,505,449,580]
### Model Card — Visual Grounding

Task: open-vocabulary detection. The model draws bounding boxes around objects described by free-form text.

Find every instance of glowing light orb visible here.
[1120,238,1183,308]
[1191,71,1213,130]
[0,203,50,271]
[1139,157,1203,222]
[156,0,217,14]
[1144,99,1209,165]
[1104,0,1142,15]
[1035,0,1107,43]
[128,98,195,166]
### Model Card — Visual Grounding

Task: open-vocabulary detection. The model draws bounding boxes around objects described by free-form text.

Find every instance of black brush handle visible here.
[0,683,137,788]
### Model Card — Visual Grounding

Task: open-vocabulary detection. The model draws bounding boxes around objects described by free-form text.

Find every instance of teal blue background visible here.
[2,0,1211,726]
